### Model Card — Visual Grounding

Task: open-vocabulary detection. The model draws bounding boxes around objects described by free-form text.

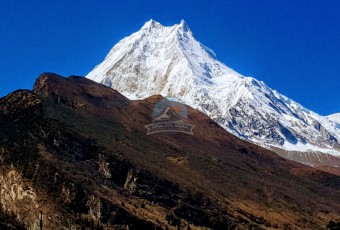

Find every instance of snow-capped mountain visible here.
[86,19,340,166]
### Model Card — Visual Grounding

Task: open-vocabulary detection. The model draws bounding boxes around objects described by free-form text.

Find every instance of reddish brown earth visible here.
[0,73,339,229]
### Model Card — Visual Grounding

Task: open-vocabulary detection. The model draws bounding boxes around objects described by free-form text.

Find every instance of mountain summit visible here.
[86,20,340,168]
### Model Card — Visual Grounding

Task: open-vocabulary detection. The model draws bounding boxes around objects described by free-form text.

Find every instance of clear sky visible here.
[0,0,339,115]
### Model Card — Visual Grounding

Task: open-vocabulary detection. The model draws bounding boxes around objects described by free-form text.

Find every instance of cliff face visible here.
[0,73,340,229]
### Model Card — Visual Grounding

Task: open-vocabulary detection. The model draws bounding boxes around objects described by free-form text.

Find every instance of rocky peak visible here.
[141,19,161,30]
[178,19,190,32]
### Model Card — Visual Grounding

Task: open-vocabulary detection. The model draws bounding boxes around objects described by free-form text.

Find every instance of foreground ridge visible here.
[0,73,340,228]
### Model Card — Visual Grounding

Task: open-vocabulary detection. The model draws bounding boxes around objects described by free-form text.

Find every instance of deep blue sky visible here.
[0,0,339,115]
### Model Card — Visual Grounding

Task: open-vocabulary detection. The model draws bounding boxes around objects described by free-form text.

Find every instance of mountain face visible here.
[86,19,340,168]
[1,73,340,229]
